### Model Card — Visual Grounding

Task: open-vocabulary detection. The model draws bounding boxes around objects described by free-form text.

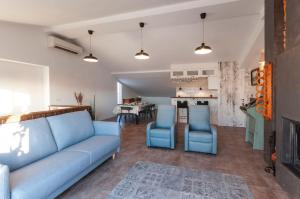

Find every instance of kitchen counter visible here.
[171,97,219,125]
[171,96,218,99]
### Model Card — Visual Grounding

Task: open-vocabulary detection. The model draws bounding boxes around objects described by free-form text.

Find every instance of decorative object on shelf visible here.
[135,22,150,60]
[251,68,259,86]
[195,13,212,55]
[283,0,287,51]
[255,62,273,120]
[171,77,200,83]
[74,92,83,105]
[263,63,272,120]
[255,68,264,115]
[83,30,98,62]
[258,50,265,66]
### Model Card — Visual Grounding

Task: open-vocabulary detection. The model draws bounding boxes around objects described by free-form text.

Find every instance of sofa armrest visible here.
[0,164,10,199]
[146,122,156,146]
[211,125,218,154]
[184,124,190,151]
[170,123,176,149]
[147,121,156,132]
[93,121,120,137]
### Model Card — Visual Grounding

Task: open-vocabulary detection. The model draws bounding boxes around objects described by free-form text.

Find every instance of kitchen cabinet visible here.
[208,76,219,90]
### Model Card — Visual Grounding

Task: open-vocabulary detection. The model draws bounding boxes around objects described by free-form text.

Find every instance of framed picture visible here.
[251,68,259,86]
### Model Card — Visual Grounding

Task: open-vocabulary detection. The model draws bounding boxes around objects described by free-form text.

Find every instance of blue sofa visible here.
[184,105,217,154]
[0,110,120,199]
[146,105,176,149]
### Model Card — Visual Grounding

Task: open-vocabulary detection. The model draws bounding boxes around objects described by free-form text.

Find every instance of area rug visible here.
[107,161,253,199]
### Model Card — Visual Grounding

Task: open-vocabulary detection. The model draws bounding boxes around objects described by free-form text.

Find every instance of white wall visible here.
[244,66,257,103]
[0,21,117,120]
[122,84,138,99]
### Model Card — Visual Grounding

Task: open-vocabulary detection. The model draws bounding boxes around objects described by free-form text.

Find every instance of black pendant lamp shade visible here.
[135,49,150,60]
[83,30,98,62]
[195,13,212,55]
[135,22,150,60]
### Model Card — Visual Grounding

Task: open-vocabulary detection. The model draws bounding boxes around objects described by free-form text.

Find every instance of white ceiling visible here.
[0,0,187,26]
[0,0,265,97]
[88,15,260,72]
[115,72,176,97]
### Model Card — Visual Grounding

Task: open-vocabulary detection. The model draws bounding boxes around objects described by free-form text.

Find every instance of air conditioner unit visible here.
[48,36,83,54]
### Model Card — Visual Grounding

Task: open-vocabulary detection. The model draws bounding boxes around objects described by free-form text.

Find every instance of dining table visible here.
[113,102,155,124]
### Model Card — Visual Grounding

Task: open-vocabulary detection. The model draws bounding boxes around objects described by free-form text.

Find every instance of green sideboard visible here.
[243,106,264,150]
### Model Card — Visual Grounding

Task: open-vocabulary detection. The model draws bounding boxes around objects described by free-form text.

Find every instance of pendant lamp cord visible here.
[202,17,205,43]
[140,27,143,50]
[89,34,92,54]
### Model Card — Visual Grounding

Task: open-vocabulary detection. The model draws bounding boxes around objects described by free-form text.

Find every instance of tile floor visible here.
[58,121,290,199]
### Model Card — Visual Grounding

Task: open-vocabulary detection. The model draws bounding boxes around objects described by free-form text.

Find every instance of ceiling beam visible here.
[47,0,240,32]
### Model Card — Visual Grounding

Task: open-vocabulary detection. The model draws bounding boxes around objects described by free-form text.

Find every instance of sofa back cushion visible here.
[189,105,211,131]
[46,110,94,150]
[0,118,58,171]
[156,105,176,128]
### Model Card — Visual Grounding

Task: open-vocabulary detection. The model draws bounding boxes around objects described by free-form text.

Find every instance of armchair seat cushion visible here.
[150,129,170,139]
[10,150,90,199]
[189,131,212,143]
[65,135,120,164]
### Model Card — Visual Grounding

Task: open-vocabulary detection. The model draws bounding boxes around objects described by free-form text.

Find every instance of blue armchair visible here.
[184,105,217,154]
[146,105,176,149]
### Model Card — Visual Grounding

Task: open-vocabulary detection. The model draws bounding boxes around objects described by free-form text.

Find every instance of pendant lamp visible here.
[83,30,98,62]
[195,13,212,55]
[135,22,150,60]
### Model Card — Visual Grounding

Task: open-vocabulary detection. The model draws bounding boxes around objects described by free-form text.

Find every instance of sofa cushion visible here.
[65,135,120,164]
[150,129,170,139]
[47,110,95,150]
[0,118,58,171]
[10,150,90,199]
[189,131,212,143]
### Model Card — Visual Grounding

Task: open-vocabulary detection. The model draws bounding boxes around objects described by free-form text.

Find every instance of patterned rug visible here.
[107,161,253,199]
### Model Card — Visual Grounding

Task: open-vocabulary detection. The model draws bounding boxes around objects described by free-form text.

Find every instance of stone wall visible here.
[218,61,245,127]
[265,0,300,198]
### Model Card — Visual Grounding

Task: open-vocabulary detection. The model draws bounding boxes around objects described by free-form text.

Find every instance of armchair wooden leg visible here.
[112,153,116,160]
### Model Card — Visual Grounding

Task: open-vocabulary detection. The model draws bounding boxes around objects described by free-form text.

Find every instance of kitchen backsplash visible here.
[176,87,218,97]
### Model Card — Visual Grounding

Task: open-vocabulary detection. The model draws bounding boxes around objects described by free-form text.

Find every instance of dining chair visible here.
[184,105,217,154]
[146,105,176,149]
[118,106,134,123]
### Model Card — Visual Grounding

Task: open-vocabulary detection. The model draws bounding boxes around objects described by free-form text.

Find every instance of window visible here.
[0,59,49,115]
[117,82,122,104]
